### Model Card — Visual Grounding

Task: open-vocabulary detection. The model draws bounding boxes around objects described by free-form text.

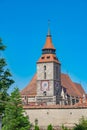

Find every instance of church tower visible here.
[36,28,61,105]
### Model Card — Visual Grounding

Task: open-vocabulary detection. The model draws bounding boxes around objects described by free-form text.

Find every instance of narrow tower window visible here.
[44,72,46,79]
[44,65,46,70]
[43,91,47,96]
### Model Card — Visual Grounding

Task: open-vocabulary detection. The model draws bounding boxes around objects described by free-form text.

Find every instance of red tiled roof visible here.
[61,73,85,97]
[42,35,55,50]
[61,73,76,96]
[21,74,37,96]
[74,82,85,95]
[21,73,85,98]
[37,54,60,64]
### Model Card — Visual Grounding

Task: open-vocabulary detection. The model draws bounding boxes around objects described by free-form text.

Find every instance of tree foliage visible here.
[73,116,87,130]
[61,125,70,130]
[47,124,53,130]
[0,38,14,114]
[0,38,6,50]
[2,88,31,130]
[34,125,39,130]
[34,118,39,130]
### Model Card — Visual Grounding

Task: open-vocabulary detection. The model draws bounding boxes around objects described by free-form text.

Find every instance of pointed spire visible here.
[37,24,60,64]
[42,21,55,50]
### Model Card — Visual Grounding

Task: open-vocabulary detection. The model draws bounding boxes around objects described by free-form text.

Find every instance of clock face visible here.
[41,81,49,91]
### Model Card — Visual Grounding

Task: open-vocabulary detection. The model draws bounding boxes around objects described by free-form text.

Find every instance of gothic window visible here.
[24,96,27,100]
[44,65,46,79]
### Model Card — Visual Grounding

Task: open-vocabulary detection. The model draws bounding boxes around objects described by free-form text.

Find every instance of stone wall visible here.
[37,63,54,80]
[25,108,87,127]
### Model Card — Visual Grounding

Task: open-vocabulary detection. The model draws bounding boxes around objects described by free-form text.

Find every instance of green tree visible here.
[34,118,39,130]
[47,124,53,130]
[2,88,31,130]
[34,125,39,130]
[0,38,14,114]
[61,125,70,130]
[73,117,87,130]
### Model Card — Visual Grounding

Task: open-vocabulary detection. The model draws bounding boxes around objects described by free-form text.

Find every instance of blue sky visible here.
[0,0,87,92]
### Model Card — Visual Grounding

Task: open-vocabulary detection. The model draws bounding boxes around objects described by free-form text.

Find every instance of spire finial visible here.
[47,19,51,36]
[48,19,50,29]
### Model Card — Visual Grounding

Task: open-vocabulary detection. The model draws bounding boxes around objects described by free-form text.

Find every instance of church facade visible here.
[21,29,86,106]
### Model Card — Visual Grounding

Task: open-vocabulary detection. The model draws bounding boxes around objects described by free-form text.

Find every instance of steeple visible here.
[36,25,61,105]
[42,24,56,54]
[37,26,60,64]
[42,32,55,51]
